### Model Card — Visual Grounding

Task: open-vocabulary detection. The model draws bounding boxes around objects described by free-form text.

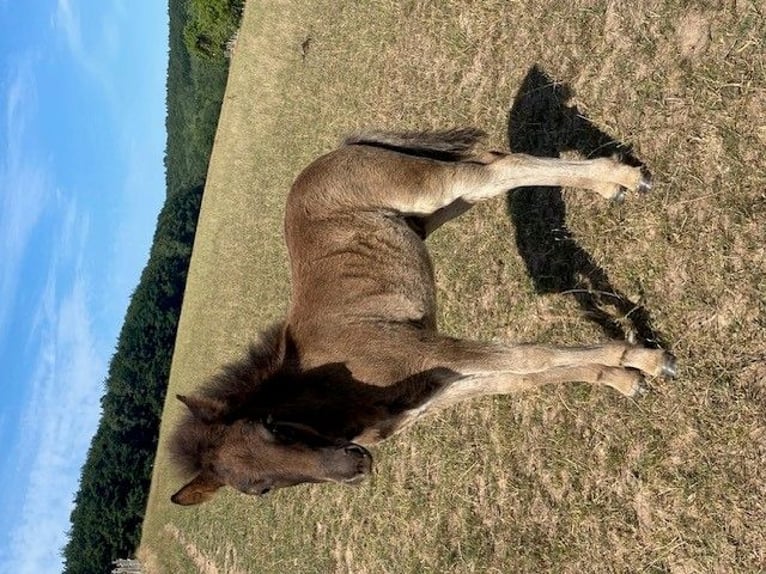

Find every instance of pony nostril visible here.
[344,444,367,457]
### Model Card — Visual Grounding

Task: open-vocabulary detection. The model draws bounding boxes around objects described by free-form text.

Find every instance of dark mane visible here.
[201,321,289,406]
[168,321,288,477]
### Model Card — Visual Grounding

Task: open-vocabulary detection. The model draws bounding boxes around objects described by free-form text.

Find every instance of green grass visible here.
[140,1,766,572]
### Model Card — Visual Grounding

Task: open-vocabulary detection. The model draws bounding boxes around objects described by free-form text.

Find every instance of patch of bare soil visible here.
[135,546,161,574]
[164,524,247,574]
[676,11,711,60]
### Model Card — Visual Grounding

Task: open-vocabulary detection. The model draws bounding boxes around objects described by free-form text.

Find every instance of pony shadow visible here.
[506,65,666,348]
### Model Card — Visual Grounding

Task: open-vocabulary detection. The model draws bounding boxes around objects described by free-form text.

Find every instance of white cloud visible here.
[0,59,106,574]
[52,0,118,104]
[0,60,104,569]
[2,201,104,574]
[0,61,49,350]
[53,0,81,55]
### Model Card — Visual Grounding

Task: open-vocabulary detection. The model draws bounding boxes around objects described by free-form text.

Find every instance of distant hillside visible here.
[61,1,243,573]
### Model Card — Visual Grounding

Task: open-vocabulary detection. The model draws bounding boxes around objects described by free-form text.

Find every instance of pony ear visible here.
[176,394,226,423]
[171,473,223,506]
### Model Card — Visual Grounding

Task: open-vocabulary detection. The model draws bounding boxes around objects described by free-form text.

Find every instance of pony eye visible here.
[259,486,272,496]
[268,422,299,444]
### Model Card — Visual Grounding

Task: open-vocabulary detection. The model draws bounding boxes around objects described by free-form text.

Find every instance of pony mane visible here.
[201,321,289,406]
[168,321,288,476]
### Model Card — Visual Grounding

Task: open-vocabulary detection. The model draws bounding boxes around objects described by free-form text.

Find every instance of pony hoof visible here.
[661,353,678,379]
[627,374,649,398]
[638,169,653,194]
[613,186,628,203]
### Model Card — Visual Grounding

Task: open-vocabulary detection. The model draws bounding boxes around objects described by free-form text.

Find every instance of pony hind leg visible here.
[337,130,650,222]
[454,151,652,204]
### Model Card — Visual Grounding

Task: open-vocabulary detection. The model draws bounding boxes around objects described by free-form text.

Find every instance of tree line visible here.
[62,1,244,572]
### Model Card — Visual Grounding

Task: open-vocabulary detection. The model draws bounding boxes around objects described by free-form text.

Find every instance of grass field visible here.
[139,1,765,572]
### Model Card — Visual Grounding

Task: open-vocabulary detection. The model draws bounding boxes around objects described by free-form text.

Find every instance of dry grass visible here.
[140,0,766,572]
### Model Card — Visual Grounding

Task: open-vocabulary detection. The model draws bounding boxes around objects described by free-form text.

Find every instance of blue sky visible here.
[0,1,168,572]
